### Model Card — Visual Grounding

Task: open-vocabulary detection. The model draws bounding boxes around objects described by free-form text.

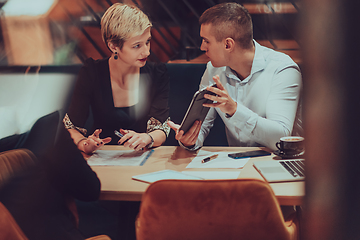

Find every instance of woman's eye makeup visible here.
[132,38,151,49]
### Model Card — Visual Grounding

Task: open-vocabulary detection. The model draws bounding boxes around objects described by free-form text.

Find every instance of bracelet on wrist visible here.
[146,133,154,148]
[76,137,87,147]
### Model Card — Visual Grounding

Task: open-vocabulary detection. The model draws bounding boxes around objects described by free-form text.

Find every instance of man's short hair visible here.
[199,2,253,49]
[101,3,152,50]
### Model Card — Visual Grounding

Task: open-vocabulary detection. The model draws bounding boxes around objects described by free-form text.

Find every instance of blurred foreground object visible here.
[1,0,57,65]
[302,0,360,239]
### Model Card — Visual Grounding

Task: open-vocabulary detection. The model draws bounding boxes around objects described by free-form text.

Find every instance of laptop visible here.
[253,159,305,183]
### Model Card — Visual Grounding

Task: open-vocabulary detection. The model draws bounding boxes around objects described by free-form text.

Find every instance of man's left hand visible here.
[203,75,237,117]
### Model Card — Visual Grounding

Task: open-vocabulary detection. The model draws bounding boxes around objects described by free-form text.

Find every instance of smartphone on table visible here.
[228,150,271,159]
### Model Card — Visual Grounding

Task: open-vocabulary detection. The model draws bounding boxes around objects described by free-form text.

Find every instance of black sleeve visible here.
[46,126,101,201]
[149,63,170,123]
[66,58,95,129]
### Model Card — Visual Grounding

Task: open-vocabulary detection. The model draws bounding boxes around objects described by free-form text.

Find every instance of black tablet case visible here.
[179,85,217,134]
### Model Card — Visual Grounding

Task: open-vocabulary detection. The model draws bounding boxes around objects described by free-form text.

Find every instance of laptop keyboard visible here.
[280,160,305,178]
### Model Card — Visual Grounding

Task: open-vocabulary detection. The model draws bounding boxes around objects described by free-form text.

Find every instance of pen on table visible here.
[115,130,142,150]
[202,154,219,163]
[115,130,129,145]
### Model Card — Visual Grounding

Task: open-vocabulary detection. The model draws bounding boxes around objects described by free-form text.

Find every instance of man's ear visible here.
[224,38,235,51]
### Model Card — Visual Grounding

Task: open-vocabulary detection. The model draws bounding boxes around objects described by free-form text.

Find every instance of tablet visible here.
[179,84,217,134]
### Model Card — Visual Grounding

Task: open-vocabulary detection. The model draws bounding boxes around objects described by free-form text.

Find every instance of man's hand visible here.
[168,120,201,147]
[203,75,237,117]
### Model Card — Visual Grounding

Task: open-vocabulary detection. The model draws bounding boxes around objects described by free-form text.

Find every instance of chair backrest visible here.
[0,149,37,189]
[0,149,37,240]
[136,179,298,240]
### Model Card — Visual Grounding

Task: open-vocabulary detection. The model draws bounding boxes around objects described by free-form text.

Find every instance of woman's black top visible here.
[65,58,170,144]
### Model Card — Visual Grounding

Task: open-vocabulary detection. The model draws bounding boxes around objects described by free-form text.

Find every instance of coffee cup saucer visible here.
[273,150,305,159]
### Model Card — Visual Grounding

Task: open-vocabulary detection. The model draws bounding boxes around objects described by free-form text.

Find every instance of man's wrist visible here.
[225,113,233,118]
[179,140,198,151]
[184,144,196,148]
[225,103,237,118]
[225,111,236,118]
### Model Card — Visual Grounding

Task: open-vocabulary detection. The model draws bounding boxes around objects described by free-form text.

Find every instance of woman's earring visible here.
[114,52,118,60]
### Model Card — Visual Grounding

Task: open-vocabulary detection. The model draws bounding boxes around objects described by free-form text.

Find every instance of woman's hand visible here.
[118,129,152,151]
[78,129,112,154]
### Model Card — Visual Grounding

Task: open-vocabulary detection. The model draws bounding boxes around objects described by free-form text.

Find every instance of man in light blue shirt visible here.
[168,2,302,151]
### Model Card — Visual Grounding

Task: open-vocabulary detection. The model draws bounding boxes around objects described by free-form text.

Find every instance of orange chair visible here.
[0,149,38,240]
[0,149,111,240]
[136,179,299,240]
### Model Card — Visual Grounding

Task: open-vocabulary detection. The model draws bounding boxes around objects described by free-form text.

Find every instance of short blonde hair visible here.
[101,3,152,50]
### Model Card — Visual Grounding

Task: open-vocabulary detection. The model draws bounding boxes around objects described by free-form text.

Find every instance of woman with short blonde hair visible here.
[63,3,170,154]
[101,3,152,50]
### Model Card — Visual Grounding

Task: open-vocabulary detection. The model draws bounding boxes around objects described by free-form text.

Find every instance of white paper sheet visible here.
[186,150,249,169]
[132,170,203,183]
[87,149,153,166]
[181,171,241,179]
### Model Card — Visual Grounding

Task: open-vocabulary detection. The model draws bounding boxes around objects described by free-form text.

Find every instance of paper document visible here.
[186,150,249,169]
[132,170,203,183]
[87,149,153,166]
[181,171,241,179]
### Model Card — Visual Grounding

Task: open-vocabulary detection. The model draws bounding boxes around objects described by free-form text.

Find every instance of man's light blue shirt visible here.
[185,40,302,151]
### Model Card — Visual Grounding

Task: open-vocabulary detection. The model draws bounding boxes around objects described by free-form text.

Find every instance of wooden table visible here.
[90,145,305,206]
